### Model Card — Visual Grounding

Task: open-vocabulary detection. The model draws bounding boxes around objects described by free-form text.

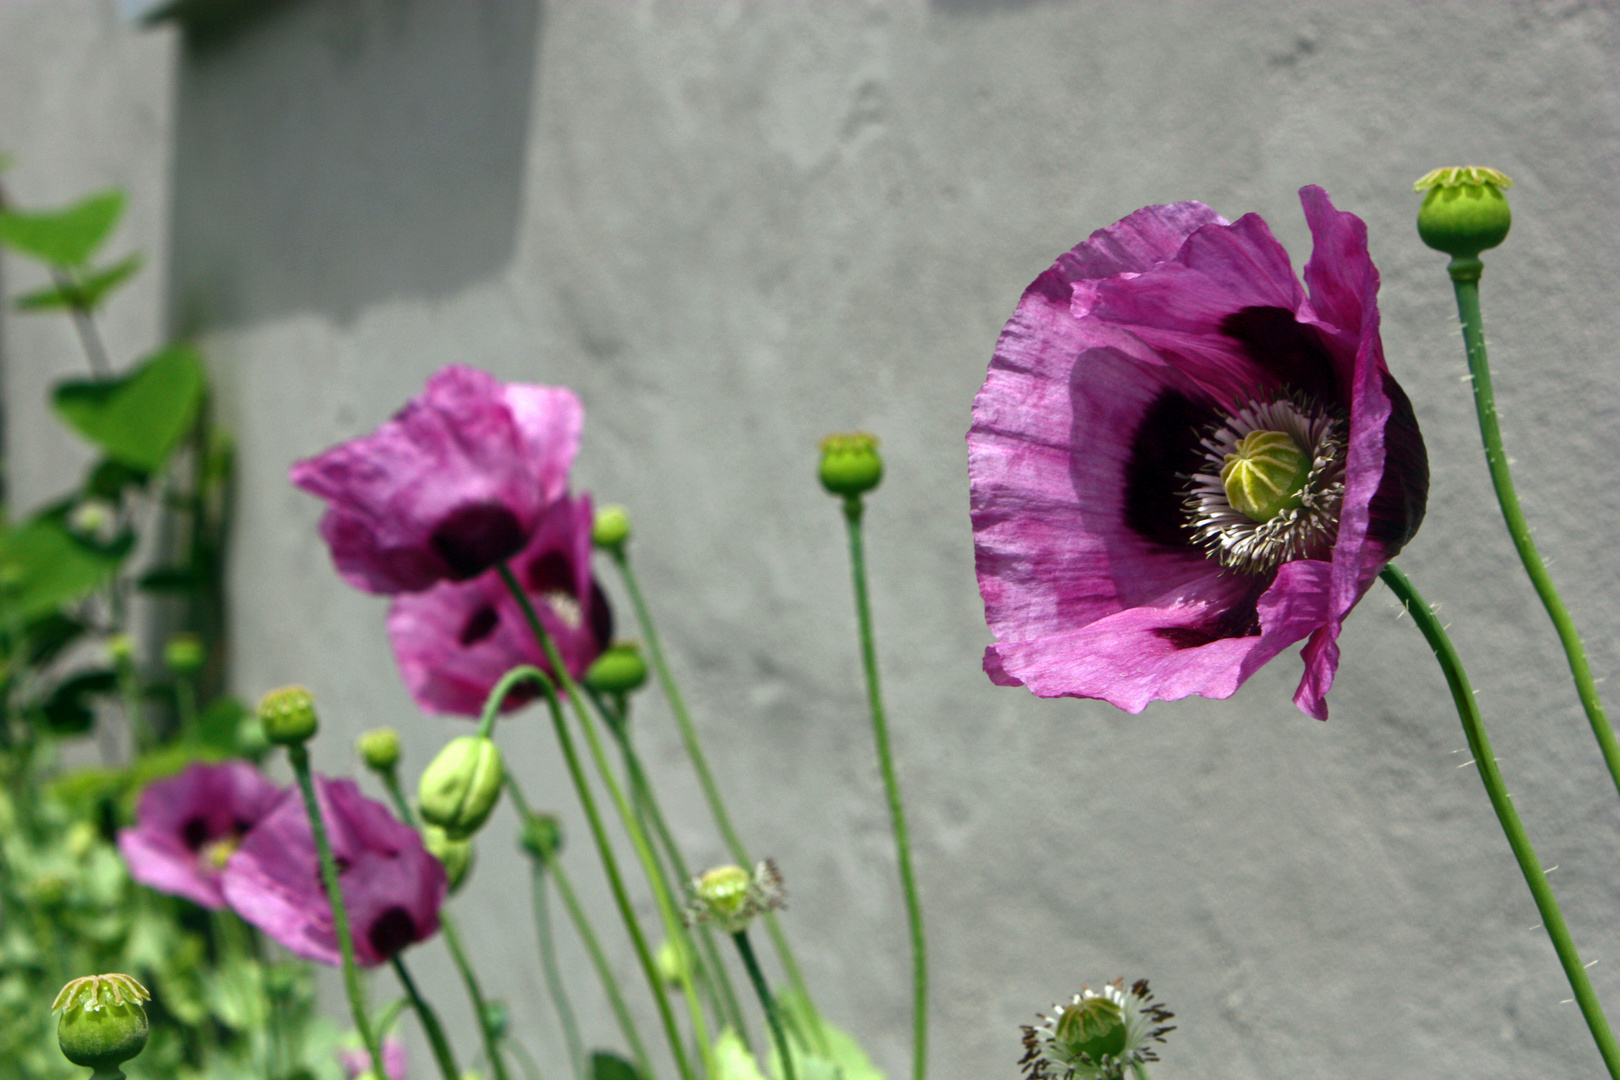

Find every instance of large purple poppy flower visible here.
[117,761,286,909]
[291,365,584,594]
[386,493,612,716]
[220,777,446,967]
[968,186,1427,720]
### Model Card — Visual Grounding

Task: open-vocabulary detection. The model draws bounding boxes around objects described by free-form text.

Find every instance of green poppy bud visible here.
[163,633,204,675]
[1414,166,1513,260]
[655,937,692,989]
[54,974,150,1074]
[818,433,883,498]
[592,505,632,551]
[356,727,402,773]
[520,813,563,861]
[418,735,504,839]
[422,823,474,892]
[687,860,786,934]
[259,685,319,746]
[584,642,649,695]
[106,634,134,666]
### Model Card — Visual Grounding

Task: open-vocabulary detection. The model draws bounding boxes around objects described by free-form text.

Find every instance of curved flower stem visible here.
[732,929,794,1080]
[608,546,826,1052]
[591,689,750,1042]
[489,650,696,1080]
[286,743,384,1080]
[839,496,927,1080]
[371,744,509,1080]
[1381,562,1620,1077]
[1447,260,1620,803]
[391,954,461,1080]
[497,570,716,1079]
[506,773,650,1079]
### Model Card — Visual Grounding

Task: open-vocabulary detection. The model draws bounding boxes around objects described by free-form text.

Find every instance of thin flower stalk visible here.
[498,569,718,1079]
[286,743,385,1080]
[733,929,795,1080]
[494,655,697,1080]
[391,954,462,1080]
[608,546,825,1051]
[838,495,928,1080]
[1445,261,1620,803]
[506,773,644,1080]
[590,688,750,1041]
[1381,562,1620,1077]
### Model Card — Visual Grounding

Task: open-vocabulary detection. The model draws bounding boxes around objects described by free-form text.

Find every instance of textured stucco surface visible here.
[4,3,1620,1078]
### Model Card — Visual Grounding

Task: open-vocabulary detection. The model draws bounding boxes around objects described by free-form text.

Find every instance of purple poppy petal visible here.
[291,366,584,594]
[221,777,445,967]
[388,493,609,717]
[117,762,285,909]
[341,1038,409,1080]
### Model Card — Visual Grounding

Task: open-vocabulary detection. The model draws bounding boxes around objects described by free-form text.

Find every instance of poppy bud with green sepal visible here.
[163,634,204,675]
[54,974,150,1074]
[585,642,649,694]
[418,735,504,839]
[1414,166,1513,260]
[818,433,883,497]
[521,813,563,861]
[592,505,631,551]
[422,823,474,892]
[259,686,318,746]
[357,727,402,773]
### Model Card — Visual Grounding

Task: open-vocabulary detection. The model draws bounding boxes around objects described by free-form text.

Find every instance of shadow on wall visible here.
[165,0,543,331]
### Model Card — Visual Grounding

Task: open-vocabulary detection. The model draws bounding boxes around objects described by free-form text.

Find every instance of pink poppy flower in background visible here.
[117,761,286,909]
[221,776,446,967]
[968,186,1427,720]
[340,1038,408,1080]
[291,365,584,594]
[387,492,613,717]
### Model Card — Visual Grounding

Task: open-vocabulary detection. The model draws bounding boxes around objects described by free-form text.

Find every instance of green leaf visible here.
[591,1051,647,1080]
[32,669,120,737]
[138,565,204,594]
[0,189,124,266]
[0,517,130,622]
[53,344,206,471]
[15,253,143,311]
[193,696,249,754]
[771,992,886,1080]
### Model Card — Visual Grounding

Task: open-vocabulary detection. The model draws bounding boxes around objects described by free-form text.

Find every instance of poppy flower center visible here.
[1185,398,1346,574]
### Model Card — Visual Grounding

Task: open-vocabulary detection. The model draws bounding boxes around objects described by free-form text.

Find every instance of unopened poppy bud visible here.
[357,727,402,773]
[818,433,883,498]
[422,824,474,892]
[520,813,563,861]
[1414,166,1513,260]
[106,634,134,666]
[259,686,319,746]
[584,642,648,694]
[655,937,692,988]
[418,736,504,839]
[164,634,204,675]
[54,974,150,1073]
[592,505,632,551]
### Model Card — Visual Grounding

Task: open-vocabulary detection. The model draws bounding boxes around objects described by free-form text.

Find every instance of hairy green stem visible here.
[1446,260,1620,803]
[507,774,651,1079]
[733,930,794,1080]
[610,546,824,1051]
[392,954,461,1080]
[286,743,384,1079]
[1382,562,1620,1077]
[839,496,927,1080]
[440,915,510,1080]
[497,568,716,1078]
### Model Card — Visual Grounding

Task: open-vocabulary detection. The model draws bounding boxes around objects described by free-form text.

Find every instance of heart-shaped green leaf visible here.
[592,1052,647,1080]
[0,189,125,267]
[0,517,131,622]
[53,344,205,471]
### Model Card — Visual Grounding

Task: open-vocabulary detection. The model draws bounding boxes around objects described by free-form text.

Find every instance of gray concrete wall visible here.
[4,2,1620,1078]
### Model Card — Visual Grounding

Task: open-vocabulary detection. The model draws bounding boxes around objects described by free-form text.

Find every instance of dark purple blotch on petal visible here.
[1366,373,1429,551]
[367,906,419,961]
[1121,390,1218,550]
[430,502,527,580]
[1219,306,1344,407]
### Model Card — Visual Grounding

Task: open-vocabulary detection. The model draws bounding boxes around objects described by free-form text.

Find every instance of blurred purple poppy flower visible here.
[386,493,612,716]
[340,1038,408,1080]
[968,186,1427,720]
[221,776,446,967]
[117,761,285,910]
[291,365,584,594]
